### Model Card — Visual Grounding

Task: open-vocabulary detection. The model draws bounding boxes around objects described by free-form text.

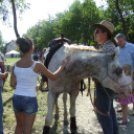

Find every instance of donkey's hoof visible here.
[71,132,78,134]
[54,114,59,120]
[43,126,50,134]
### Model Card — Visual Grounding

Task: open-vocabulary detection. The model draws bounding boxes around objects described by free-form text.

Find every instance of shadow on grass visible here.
[3,96,13,106]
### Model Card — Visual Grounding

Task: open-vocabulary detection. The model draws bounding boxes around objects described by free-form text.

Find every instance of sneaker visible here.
[118,121,128,125]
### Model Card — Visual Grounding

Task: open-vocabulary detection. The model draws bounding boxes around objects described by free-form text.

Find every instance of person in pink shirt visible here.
[118,64,134,125]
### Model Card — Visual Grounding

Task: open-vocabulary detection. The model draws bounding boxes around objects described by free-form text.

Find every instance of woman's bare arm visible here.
[34,57,70,80]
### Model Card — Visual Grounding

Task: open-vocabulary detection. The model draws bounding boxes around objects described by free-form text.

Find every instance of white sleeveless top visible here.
[14,62,38,97]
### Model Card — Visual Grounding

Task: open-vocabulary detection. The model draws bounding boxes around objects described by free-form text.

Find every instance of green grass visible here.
[5,58,20,65]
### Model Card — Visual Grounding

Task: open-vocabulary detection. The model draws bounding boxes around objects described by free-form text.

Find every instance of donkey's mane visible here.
[64,43,104,56]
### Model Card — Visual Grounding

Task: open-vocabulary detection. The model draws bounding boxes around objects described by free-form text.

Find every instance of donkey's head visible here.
[64,45,131,99]
[94,48,131,99]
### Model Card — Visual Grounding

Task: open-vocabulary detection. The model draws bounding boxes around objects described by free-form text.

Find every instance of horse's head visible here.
[95,48,131,99]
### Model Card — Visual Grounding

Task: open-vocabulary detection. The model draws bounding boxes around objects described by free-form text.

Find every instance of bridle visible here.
[100,55,131,95]
[88,54,131,116]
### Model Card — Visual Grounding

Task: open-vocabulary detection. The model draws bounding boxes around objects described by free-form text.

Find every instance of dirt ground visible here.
[3,90,134,134]
[47,91,134,134]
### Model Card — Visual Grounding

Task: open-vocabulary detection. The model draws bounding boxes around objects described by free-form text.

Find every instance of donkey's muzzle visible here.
[117,85,132,99]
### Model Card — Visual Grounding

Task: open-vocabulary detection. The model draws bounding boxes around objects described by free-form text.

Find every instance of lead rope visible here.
[86,77,111,116]
[87,53,130,116]
[86,78,90,96]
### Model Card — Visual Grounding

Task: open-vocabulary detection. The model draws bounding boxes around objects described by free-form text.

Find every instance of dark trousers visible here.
[95,83,119,134]
[0,88,4,134]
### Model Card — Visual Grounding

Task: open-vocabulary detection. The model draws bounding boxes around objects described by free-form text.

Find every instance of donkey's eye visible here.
[114,67,123,76]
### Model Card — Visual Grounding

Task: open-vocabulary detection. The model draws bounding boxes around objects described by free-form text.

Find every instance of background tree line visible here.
[0,0,134,51]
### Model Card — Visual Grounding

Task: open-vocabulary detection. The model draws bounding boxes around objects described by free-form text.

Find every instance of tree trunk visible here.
[11,0,20,39]
[115,0,127,36]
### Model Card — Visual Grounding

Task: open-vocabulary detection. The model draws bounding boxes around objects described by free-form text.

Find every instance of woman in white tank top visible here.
[10,37,69,134]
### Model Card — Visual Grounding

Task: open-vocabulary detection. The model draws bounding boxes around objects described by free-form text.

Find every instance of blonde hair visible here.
[122,64,132,76]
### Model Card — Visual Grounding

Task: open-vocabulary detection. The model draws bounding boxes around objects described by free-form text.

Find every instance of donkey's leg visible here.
[69,91,78,134]
[43,91,56,134]
[63,92,68,125]
[54,100,59,120]
[63,92,69,133]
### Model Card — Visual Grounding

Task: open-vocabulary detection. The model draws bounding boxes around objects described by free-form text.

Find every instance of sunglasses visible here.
[94,29,104,34]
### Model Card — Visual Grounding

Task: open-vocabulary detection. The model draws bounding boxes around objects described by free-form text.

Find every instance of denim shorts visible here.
[13,94,38,114]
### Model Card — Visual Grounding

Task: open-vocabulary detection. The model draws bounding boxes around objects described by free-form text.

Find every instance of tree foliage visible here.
[106,0,134,42]
[6,0,133,51]
[0,31,2,46]
[0,31,5,53]
[25,0,101,50]
[0,0,30,23]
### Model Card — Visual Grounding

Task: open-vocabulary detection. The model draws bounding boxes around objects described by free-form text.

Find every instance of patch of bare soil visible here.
[48,91,134,134]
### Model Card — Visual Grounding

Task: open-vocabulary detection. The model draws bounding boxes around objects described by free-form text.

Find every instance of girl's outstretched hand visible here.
[61,56,70,67]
